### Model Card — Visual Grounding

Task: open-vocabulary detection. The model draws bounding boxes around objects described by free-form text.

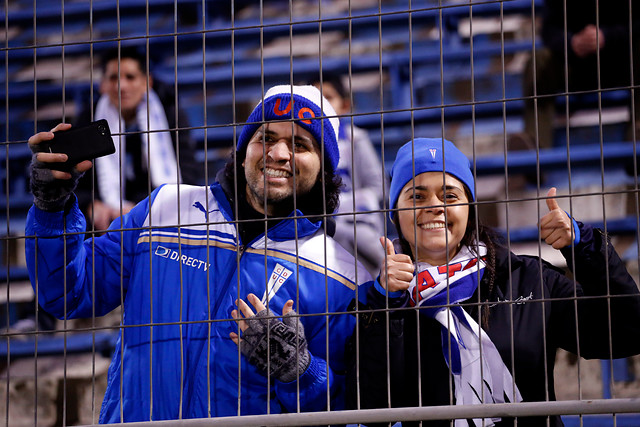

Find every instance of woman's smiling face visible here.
[397,171,470,265]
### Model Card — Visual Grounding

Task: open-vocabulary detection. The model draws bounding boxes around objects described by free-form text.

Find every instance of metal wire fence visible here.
[2,0,640,426]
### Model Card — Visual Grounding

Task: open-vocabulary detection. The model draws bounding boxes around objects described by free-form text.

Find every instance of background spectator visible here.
[312,74,388,275]
[516,0,639,149]
[75,46,202,231]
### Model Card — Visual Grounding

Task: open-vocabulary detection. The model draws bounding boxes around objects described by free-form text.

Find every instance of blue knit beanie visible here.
[236,85,340,173]
[389,138,476,216]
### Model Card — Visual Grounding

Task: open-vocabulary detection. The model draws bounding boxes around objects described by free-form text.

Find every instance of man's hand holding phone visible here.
[29,121,113,212]
[29,123,94,177]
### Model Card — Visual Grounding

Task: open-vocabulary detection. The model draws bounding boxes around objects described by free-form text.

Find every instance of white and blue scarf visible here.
[409,244,522,427]
[95,88,180,210]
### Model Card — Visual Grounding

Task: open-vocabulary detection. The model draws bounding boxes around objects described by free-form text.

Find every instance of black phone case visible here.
[40,119,116,171]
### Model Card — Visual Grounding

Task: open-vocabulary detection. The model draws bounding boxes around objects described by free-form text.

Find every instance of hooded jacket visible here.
[26,177,371,423]
[347,222,640,426]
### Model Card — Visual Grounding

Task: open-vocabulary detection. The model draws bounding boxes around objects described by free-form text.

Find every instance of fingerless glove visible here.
[240,309,311,383]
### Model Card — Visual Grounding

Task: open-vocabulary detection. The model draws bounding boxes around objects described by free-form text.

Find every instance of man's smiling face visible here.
[242,121,321,216]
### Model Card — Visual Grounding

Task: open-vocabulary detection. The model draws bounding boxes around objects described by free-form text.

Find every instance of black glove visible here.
[29,153,83,212]
[240,309,311,383]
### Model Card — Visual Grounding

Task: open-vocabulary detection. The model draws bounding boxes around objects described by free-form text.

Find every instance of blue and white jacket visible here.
[26,182,372,423]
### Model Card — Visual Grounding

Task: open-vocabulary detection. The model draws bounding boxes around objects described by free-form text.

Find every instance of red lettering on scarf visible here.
[463,258,478,270]
[437,262,463,277]
[412,269,435,304]
[273,98,292,116]
[298,107,315,124]
[416,269,435,288]
[410,257,485,306]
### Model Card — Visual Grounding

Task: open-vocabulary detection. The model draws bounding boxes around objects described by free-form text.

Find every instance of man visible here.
[75,46,201,230]
[516,0,639,149]
[25,85,372,422]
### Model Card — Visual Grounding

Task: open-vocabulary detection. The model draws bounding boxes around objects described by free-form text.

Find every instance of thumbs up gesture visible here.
[378,237,415,293]
[539,187,574,249]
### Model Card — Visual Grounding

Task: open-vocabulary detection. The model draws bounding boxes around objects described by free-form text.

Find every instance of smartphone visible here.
[38,119,116,171]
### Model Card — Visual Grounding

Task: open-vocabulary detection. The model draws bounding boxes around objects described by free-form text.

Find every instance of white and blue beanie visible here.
[236,85,340,173]
[389,138,476,216]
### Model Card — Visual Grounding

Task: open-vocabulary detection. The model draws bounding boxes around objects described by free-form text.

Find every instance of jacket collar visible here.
[212,176,323,242]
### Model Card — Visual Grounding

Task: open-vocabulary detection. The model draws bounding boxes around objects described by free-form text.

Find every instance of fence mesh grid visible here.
[1,0,640,426]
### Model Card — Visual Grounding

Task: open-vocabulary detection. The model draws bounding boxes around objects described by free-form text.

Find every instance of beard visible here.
[223,154,341,218]
[245,174,332,218]
[244,174,320,217]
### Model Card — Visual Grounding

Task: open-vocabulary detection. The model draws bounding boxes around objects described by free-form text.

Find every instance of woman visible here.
[347,138,640,426]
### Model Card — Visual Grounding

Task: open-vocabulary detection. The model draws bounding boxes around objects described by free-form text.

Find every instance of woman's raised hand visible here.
[379,237,414,293]
[540,187,575,249]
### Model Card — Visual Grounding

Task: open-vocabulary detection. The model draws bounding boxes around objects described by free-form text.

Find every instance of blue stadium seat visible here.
[0,330,118,360]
